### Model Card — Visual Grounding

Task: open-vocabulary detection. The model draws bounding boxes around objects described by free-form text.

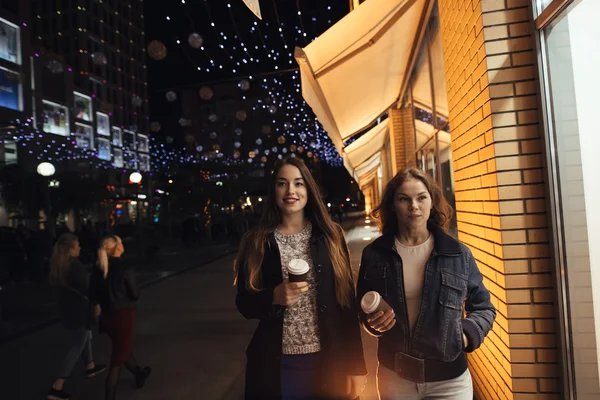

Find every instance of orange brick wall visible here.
[389,107,417,172]
[437,0,561,399]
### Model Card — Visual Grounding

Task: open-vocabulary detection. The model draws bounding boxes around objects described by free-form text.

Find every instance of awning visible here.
[355,151,382,187]
[342,119,389,177]
[295,0,430,152]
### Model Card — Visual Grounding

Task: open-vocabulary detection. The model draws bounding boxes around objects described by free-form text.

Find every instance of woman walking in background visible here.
[90,235,151,400]
[47,233,106,400]
[357,168,496,399]
[235,157,367,399]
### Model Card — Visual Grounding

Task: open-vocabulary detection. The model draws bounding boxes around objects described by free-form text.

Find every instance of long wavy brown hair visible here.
[49,233,79,286]
[372,168,453,236]
[233,157,354,308]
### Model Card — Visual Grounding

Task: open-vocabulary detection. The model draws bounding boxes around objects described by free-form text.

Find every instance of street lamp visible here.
[37,162,56,177]
[129,172,143,256]
[37,162,56,237]
[129,171,142,184]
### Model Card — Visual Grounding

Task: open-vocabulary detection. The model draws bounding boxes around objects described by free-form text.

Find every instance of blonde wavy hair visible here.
[97,235,122,278]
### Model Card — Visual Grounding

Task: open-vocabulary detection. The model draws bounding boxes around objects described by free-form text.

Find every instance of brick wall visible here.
[388,107,417,172]
[437,0,561,399]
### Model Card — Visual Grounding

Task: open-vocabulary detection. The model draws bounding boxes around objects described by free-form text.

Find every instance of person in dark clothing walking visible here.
[357,168,496,399]
[47,233,106,400]
[234,157,367,400]
[90,235,151,400]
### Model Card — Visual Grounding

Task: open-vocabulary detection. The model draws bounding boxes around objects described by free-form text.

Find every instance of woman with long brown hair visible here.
[357,168,496,399]
[234,156,367,399]
[90,235,151,400]
[47,233,105,400]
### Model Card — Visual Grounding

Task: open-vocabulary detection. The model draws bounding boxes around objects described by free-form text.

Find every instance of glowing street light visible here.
[37,162,56,177]
[129,171,142,184]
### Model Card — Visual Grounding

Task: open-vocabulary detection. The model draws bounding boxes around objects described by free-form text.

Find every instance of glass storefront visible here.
[404,3,456,234]
[536,0,600,397]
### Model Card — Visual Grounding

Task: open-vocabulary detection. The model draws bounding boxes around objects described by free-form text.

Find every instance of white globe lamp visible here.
[129,172,142,184]
[37,162,56,177]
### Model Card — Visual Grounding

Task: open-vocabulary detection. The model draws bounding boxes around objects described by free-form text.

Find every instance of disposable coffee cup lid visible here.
[361,291,381,314]
[288,259,309,275]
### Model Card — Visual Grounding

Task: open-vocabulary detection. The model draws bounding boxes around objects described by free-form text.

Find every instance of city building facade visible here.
[0,0,151,229]
[298,0,600,398]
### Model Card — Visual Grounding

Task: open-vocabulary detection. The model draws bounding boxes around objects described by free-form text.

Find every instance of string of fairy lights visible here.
[147,0,347,170]
[4,1,347,175]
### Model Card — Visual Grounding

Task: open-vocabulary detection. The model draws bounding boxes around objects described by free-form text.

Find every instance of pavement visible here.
[0,239,237,342]
[1,215,383,400]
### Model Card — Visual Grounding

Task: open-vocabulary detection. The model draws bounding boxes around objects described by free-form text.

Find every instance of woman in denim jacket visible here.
[357,168,496,400]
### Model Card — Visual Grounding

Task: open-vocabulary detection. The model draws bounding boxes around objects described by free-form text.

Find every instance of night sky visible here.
[142,0,352,173]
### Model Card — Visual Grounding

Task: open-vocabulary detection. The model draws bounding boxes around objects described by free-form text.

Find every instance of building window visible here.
[42,100,69,136]
[74,91,93,121]
[138,154,150,172]
[74,122,94,149]
[0,17,21,64]
[136,134,148,153]
[3,139,17,165]
[111,126,123,146]
[124,149,137,170]
[409,2,455,234]
[0,67,22,111]
[123,129,136,150]
[97,137,111,161]
[113,147,123,168]
[97,112,110,136]
[536,0,600,396]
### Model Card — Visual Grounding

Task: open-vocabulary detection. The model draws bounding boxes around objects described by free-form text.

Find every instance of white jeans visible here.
[377,364,473,400]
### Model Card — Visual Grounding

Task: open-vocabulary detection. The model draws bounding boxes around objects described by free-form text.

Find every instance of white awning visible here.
[342,119,389,177]
[355,151,382,186]
[295,0,430,152]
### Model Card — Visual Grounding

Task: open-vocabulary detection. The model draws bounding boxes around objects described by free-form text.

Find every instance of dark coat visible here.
[55,258,95,329]
[235,226,367,399]
[356,224,496,383]
[90,257,140,311]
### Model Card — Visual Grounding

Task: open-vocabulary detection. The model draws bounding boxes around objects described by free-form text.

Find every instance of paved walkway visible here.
[0,240,236,342]
[2,216,382,400]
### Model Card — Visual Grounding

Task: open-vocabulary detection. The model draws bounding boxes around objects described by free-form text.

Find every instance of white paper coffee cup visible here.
[361,291,392,314]
[288,259,309,282]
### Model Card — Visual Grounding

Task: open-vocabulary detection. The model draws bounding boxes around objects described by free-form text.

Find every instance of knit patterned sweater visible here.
[274,222,321,355]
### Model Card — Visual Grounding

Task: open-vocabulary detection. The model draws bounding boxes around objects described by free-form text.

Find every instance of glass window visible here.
[0,17,21,64]
[111,126,123,146]
[42,100,69,136]
[74,91,93,121]
[138,154,150,172]
[124,150,137,170]
[137,134,148,153]
[0,67,22,111]
[411,2,456,234]
[97,137,111,161]
[537,0,556,14]
[113,147,123,168]
[74,122,94,149]
[3,139,17,165]
[539,0,600,396]
[97,112,110,136]
[123,129,135,149]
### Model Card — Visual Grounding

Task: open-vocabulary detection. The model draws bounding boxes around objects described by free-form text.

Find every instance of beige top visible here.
[395,234,434,332]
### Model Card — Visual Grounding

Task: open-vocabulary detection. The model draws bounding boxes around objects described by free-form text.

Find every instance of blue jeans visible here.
[57,327,93,378]
[377,364,472,400]
[280,353,322,400]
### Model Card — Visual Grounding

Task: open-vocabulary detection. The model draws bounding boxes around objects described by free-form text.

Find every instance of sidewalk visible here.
[0,238,237,343]
[0,216,382,400]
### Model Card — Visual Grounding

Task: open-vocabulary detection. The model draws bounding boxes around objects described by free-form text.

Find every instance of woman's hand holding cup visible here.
[367,310,396,333]
[273,280,309,306]
[361,291,396,333]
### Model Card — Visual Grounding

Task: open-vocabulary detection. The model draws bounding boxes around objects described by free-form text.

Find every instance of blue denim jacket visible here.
[356,224,496,383]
